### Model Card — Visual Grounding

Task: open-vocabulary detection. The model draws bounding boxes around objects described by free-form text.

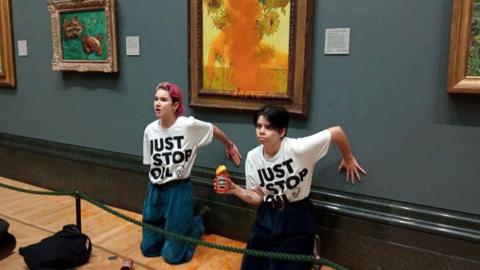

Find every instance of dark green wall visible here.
[1,0,480,215]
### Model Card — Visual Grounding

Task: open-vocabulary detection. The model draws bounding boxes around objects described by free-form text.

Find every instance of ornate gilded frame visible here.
[447,0,480,93]
[47,0,118,72]
[0,0,15,87]
[188,0,314,117]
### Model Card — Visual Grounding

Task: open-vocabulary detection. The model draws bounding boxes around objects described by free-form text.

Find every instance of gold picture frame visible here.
[47,0,118,72]
[189,0,314,117]
[447,0,480,93]
[0,0,15,87]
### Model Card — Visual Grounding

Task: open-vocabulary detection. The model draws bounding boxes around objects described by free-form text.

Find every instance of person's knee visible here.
[140,238,163,257]
[161,242,193,264]
[141,248,160,257]
[162,249,188,265]
[163,254,183,264]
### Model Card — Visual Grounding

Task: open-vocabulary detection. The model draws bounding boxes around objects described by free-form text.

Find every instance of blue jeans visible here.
[241,199,315,270]
[140,180,204,264]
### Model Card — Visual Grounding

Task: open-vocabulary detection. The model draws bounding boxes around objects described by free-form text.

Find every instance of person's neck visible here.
[160,115,177,129]
[263,140,282,159]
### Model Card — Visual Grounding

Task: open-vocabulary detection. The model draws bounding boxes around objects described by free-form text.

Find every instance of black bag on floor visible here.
[0,218,16,260]
[19,224,92,269]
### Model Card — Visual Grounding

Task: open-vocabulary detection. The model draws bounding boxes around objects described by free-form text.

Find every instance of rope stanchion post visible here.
[75,190,82,232]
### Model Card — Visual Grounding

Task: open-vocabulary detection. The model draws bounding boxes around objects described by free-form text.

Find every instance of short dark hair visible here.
[253,104,289,136]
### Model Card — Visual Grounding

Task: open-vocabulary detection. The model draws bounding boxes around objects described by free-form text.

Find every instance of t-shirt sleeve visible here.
[291,129,331,161]
[245,152,258,190]
[143,129,151,165]
[187,117,214,147]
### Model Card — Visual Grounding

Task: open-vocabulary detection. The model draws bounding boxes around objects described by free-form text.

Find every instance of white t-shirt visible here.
[143,116,213,184]
[245,130,331,203]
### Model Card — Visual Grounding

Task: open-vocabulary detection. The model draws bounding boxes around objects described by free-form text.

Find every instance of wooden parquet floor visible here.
[0,176,245,270]
[0,176,333,270]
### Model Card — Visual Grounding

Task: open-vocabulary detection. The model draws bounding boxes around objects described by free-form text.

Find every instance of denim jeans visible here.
[241,199,315,270]
[140,179,204,264]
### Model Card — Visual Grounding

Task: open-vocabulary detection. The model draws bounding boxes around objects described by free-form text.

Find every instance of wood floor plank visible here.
[11,197,72,220]
[0,191,25,204]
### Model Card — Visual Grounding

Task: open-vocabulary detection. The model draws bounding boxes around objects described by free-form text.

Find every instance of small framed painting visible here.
[47,0,118,72]
[448,0,480,93]
[0,0,15,87]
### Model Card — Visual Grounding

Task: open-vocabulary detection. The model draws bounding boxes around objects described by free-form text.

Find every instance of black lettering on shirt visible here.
[163,152,172,165]
[257,159,310,201]
[286,175,300,189]
[149,167,174,180]
[149,136,185,154]
[282,159,294,173]
[165,137,174,150]
[185,149,192,162]
[172,151,184,163]
[265,183,277,194]
[273,164,285,178]
[152,153,163,166]
[173,136,184,148]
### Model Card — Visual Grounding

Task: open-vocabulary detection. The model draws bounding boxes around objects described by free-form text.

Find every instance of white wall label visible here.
[126,36,140,56]
[324,28,350,55]
[18,40,28,56]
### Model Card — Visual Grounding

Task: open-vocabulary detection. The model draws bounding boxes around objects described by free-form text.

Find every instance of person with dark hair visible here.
[216,104,366,270]
[141,81,242,264]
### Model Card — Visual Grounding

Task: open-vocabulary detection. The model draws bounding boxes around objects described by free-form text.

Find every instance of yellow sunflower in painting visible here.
[212,11,229,30]
[204,0,223,14]
[264,0,289,9]
[260,11,280,36]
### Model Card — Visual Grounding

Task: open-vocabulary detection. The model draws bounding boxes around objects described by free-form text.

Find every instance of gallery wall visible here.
[1,0,480,215]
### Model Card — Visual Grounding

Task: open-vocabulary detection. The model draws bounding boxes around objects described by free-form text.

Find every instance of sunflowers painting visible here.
[202,0,291,97]
[190,0,313,116]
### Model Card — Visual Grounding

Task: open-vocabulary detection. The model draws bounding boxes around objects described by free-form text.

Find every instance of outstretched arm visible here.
[213,125,242,166]
[328,126,367,183]
[214,176,263,206]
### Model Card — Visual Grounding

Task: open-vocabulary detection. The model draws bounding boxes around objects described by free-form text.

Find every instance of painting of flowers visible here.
[189,0,313,116]
[60,10,108,61]
[202,0,291,98]
[47,0,118,73]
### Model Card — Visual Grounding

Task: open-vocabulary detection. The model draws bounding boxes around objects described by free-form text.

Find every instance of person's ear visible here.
[173,101,180,113]
[279,127,287,138]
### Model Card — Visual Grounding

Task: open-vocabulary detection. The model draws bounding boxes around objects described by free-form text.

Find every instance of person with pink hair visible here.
[141,81,241,264]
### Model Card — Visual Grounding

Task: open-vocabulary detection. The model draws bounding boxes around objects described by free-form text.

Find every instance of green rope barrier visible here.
[0,181,348,270]
[0,181,74,196]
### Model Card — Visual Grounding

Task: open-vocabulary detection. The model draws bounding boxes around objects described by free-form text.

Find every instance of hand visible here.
[338,156,367,184]
[226,144,242,166]
[213,175,237,195]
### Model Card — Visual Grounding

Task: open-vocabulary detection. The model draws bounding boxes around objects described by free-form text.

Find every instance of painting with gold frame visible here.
[47,0,118,72]
[0,0,15,87]
[448,0,480,93]
[189,0,313,117]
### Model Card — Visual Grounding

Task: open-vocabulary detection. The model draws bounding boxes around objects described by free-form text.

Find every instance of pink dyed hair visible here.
[155,81,185,116]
